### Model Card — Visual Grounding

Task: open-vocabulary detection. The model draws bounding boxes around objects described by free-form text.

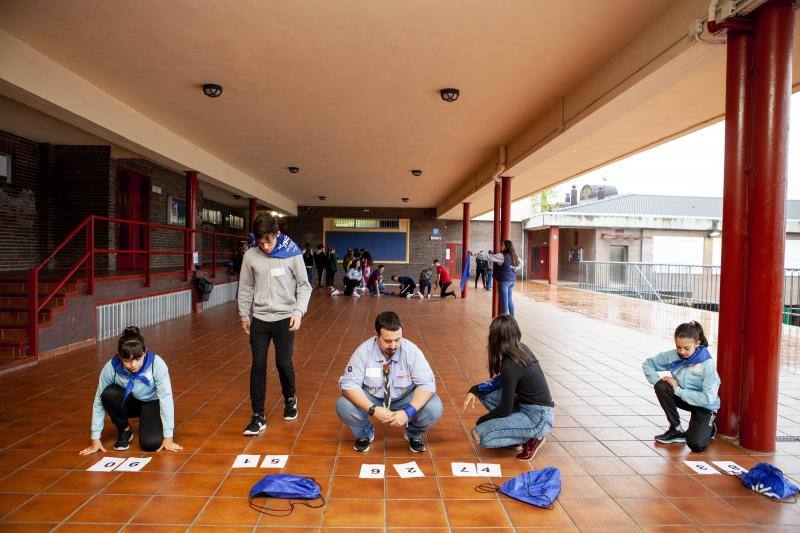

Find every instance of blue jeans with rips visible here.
[336,387,443,440]
[473,388,554,448]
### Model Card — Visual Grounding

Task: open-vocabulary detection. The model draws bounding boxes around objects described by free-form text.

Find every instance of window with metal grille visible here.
[202,208,222,225]
[228,214,245,230]
[0,152,10,184]
[333,218,399,229]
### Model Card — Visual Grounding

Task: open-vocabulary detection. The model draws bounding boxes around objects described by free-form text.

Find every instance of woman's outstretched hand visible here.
[463,392,477,412]
[79,439,106,456]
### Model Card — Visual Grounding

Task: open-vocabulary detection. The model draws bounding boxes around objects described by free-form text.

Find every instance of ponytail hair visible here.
[117,326,146,360]
[674,321,708,347]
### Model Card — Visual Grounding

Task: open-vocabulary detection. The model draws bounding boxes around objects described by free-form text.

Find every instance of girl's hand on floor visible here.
[463,392,477,412]
[79,439,106,456]
[158,438,183,452]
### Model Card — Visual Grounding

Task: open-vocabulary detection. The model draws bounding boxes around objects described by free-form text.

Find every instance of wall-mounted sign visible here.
[152,185,162,194]
[431,228,441,241]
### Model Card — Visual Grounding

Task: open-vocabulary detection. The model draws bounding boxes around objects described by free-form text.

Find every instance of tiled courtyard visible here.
[2,282,800,531]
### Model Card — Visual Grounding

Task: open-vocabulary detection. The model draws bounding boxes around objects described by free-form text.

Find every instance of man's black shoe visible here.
[283,396,298,421]
[404,433,426,453]
[354,434,375,452]
[243,413,266,436]
[654,427,686,444]
[114,427,134,451]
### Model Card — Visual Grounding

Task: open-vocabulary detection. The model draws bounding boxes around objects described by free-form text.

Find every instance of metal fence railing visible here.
[578,261,800,325]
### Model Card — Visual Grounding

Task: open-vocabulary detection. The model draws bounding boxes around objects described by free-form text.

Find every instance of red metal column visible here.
[461,202,471,298]
[492,181,501,317]
[716,27,754,437]
[87,216,95,295]
[499,176,512,312]
[740,0,794,452]
[249,198,257,232]
[500,176,512,242]
[185,171,198,281]
[548,226,559,284]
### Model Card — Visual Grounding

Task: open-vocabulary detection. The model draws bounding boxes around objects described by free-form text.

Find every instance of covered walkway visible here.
[2,286,800,530]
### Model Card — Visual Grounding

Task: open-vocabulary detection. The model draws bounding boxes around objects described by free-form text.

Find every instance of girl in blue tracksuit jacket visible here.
[642,321,720,452]
[79,326,182,456]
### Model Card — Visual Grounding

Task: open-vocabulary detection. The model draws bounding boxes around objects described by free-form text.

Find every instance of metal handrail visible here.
[27,214,249,356]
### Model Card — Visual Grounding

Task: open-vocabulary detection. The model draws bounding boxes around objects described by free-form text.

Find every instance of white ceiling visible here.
[0,0,674,209]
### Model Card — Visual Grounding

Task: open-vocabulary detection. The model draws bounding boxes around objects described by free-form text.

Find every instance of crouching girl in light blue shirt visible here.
[79,326,182,455]
[642,321,720,452]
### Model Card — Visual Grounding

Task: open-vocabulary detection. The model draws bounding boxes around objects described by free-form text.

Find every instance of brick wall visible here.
[52,145,113,268]
[287,206,447,280]
[0,132,42,270]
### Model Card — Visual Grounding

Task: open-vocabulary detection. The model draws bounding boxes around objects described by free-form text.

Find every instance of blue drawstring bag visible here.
[476,467,561,508]
[741,463,799,502]
[249,474,326,516]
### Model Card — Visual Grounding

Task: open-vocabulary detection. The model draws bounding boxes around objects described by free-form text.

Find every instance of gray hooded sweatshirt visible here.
[237,246,312,322]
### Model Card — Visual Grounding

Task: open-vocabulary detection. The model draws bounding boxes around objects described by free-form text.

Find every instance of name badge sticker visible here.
[270,267,284,277]
[365,367,382,378]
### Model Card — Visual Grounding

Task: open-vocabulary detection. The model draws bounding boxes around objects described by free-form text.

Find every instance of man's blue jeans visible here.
[473,389,554,448]
[336,388,443,439]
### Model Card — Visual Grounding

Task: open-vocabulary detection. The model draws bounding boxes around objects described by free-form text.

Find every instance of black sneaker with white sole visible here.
[654,427,686,444]
[114,427,134,451]
[404,433,426,453]
[283,396,298,421]
[354,434,375,452]
[243,413,266,436]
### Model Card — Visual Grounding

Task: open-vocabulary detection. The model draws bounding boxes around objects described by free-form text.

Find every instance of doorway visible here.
[531,245,549,280]
[609,244,628,285]
[444,242,463,277]
[116,169,151,270]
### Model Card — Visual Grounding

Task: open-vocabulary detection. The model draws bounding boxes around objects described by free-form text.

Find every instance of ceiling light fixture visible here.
[440,88,460,102]
[411,169,422,177]
[318,195,327,201]
[401,197,409,203]
[202,83,223,97]
[288,166,300,174]
[232,194,242,200]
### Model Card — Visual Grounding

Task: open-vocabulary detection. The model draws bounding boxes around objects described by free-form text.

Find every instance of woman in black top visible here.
[463,315,554,460]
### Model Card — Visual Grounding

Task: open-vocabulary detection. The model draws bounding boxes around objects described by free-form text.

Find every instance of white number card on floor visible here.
[712,461,748,475]
[116,457,152,472]
[232,454,261,468]
[394,461,424,478]
[684,460,720,475]
[87,457,126,472]
[476,463,502,477]
[359,464,386,479]
[451,462,478,477]
[261,455,288,469]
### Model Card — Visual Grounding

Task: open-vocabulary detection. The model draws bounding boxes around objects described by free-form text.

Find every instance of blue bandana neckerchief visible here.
[668,345,711,371]
[111,350,155,404]
[267,234,302,259]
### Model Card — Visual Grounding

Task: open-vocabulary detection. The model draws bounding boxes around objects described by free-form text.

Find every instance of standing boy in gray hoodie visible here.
[238,214,312,435]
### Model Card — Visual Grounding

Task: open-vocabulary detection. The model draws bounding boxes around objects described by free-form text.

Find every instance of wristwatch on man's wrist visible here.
[368,405,377,416]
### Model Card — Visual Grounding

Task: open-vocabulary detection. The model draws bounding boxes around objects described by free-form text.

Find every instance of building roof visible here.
[552,194,800,220]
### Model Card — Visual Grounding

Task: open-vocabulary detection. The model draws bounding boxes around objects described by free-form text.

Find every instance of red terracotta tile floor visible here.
[2,281,800,531]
